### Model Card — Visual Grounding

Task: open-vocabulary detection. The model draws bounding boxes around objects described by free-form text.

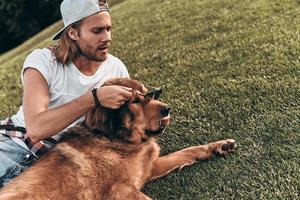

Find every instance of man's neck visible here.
[73,56,102,76]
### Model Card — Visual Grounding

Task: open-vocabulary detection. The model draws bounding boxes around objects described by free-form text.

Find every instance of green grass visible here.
[1,0,300,199]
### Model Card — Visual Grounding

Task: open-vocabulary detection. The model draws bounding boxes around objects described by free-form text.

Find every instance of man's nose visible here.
[103,30,111,42]
[160,105,170,117]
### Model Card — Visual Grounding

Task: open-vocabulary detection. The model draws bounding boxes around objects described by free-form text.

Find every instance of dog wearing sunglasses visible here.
[0,78,236,200]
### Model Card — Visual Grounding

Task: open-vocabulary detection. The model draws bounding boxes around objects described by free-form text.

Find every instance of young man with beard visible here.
[0,0,132,186]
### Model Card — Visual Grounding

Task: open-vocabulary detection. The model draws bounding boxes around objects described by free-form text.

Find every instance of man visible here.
[0,0,132,186]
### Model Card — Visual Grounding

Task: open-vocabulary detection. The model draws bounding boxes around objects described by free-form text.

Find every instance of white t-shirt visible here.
[11,48,129,148]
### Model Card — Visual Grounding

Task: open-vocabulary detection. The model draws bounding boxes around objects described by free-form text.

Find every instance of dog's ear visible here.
[86,106,132,140]
[85,108,99,129]
[84,107,112,134]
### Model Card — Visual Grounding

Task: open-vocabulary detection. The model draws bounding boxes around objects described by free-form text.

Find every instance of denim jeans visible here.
[0,134,36,187]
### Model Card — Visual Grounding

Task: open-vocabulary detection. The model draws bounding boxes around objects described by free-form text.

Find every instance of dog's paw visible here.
[212,139,236,157]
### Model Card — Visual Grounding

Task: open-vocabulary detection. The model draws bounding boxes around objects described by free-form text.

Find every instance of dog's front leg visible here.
[149,139,236,180]
[106,183,152,200]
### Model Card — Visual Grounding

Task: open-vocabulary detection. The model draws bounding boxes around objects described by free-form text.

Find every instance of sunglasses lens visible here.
[144,85,162,99]
[153,89,162,99]
[144,91,152,98]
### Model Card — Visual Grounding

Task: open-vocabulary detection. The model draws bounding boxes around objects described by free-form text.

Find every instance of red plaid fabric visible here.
[0,118,57,157]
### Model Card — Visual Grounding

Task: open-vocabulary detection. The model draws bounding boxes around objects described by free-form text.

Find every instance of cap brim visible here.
[52,7,110,40]
[52,27,67,40]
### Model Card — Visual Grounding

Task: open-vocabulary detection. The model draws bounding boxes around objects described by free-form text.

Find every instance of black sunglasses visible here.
[135,85,162,100]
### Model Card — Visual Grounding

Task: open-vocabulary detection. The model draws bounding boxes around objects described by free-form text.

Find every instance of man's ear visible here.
[67,27,79,41]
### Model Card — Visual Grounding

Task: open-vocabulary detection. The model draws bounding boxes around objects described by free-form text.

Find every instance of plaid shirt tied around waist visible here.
[0,118,57,157]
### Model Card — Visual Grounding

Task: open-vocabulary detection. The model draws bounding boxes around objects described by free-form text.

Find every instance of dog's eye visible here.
[133,97,140,104]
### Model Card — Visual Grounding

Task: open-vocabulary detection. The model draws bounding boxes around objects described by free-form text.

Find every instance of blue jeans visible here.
[0,134,36,187]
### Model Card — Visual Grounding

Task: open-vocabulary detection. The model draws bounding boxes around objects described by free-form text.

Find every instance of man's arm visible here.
[23,68,132,143]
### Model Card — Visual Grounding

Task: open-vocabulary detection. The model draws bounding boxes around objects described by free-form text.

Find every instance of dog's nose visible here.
[160,106,170,117]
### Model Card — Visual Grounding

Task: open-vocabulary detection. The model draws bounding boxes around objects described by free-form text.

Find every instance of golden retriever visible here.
[0,78,236,200]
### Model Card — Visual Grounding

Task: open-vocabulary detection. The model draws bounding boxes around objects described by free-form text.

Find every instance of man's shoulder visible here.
[26,48,54,61]
[107,54,121,61]
[24,47,63,72]
[25,47,60,65]
[105,54,129,77]
[28,47,53,57]
[107,54,125,66]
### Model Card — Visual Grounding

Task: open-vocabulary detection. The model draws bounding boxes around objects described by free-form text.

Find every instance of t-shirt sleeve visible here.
[21,48,54,86]
[114,56,130,78]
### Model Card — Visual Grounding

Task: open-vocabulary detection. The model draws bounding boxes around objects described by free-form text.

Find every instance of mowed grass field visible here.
[0,0,299,199]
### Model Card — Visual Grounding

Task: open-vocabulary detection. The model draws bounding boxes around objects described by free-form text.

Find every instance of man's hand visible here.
[97,85,132,109]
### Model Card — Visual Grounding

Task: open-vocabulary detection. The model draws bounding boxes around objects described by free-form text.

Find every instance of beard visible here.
[76,39,108,62]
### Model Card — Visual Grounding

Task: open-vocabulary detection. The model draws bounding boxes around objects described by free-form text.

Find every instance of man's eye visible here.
[92,27,111,34]
[93,29,103,33]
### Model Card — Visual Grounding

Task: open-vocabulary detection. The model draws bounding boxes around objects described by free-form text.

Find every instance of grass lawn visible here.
[0,0,299,199]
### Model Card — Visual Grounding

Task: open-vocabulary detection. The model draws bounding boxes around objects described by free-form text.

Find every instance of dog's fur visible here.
[0,78,235,200]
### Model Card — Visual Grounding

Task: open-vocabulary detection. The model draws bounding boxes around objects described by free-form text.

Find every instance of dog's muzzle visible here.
[159,105,171,129]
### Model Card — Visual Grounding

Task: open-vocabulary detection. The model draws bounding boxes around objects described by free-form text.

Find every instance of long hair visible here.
[49,22,81,64]
[49,0,109,64]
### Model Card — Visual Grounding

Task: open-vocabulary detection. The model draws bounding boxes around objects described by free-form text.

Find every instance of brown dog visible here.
[0,78,236,200]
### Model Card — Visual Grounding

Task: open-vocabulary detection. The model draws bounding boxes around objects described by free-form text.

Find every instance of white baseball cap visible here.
[52,0,109,40]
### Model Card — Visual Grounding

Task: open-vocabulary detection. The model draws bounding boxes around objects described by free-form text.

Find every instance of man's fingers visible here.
[119,96,130,103]
[97,85,133,109]
[121,86,132,91]
[117,99,126,103]
[119,86,133,98]
[113,102,125,109]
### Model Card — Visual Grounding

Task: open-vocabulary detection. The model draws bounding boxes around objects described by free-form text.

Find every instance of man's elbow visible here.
[26,127,41,144]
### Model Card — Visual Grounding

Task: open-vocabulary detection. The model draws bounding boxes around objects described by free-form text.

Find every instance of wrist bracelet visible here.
[92,88,101,108]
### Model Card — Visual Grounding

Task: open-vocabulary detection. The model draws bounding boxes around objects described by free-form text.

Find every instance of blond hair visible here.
[49,22,81,64]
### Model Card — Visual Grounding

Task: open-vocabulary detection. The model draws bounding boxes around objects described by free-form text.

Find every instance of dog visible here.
[0,78,236,200]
